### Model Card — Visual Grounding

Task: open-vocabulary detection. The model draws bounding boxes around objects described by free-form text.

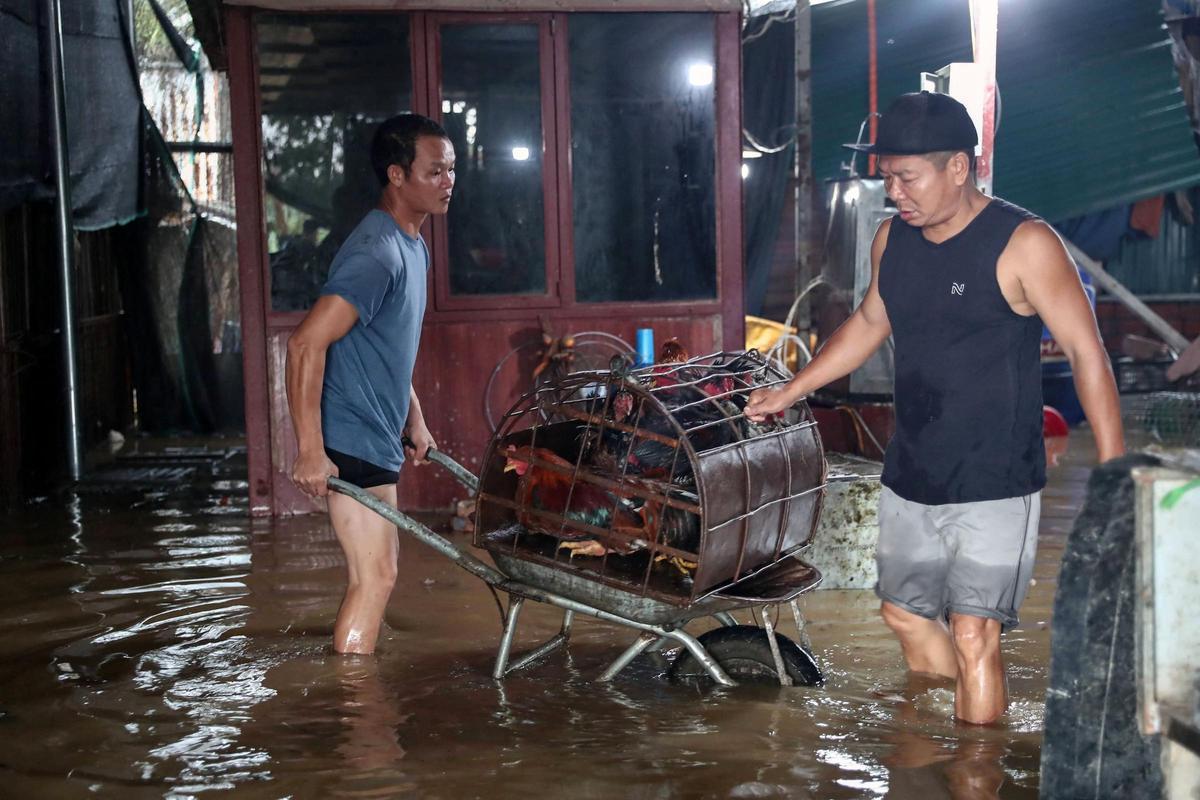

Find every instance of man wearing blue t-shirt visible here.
[286,114,454,654]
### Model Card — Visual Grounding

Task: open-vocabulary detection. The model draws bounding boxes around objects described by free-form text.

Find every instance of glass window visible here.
[568,14,718,304]
[257,15,411,312]
[440,24,547,297]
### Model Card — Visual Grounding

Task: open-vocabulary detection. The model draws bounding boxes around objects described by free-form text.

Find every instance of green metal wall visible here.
[811,0,972,188]
[1106,189,1200,295]
[811,0,1200,224]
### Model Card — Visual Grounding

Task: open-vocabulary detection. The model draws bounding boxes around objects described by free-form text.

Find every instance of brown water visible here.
[0,435,1098,799]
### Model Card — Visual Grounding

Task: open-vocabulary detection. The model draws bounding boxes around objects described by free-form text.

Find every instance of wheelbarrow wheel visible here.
[668,625,823,687]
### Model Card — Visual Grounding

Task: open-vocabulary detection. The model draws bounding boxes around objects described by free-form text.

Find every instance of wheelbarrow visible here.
[328,445,825,688]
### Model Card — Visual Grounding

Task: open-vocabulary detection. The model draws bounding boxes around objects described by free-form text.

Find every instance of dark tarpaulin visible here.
[121,118,243,434]
[742,12,795,318]
[1056,205,1135,263]
[0,0,142,230]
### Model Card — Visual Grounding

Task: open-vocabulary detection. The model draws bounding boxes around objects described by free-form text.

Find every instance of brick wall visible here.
[1094,298,1200,351]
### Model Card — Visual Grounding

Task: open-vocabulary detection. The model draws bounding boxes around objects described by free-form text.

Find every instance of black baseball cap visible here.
[845,91,978,155]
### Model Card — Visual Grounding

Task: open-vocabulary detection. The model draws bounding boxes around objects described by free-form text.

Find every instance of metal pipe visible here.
[760,605,792,687]
[399,438,479,492]
[166,141,235,154]
[714,611,739,627]
[493,596,525,679]
[969,0,999,196]
[496,580,734,686]
[662,377,790,411]
[867,0,878,176]
[645,635,672,654]
[424,448,479,493]
[42,0,83,481]
[664,629,735,686]
[505,632,568,674]
[597,633,657,682]
[1062,239,1189,354]
[794,0,814,334]
[789,598,813,653]
[328,478,506,585]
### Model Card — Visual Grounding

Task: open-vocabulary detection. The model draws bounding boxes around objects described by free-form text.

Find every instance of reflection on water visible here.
[0,436,1100,798]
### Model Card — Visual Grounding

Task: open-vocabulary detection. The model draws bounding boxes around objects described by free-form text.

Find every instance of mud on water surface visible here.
[0,434,1100,798]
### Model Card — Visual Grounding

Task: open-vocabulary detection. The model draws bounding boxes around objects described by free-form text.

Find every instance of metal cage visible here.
[473,350,826,606]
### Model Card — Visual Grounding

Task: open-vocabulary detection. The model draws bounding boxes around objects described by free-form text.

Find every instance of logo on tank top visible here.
[951,282,965,296]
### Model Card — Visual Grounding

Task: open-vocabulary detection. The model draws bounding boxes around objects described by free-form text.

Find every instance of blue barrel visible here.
[636,328,655,366]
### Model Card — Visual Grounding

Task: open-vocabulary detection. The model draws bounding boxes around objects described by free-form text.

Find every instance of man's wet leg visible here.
[880,601,957,679]
[949,613,1006,724]
[328,484,400,654]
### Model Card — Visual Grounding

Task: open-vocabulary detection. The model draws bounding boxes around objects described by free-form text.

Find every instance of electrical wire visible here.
[742,9,795,43]
[743,125,797,155]
[835,404,886,458]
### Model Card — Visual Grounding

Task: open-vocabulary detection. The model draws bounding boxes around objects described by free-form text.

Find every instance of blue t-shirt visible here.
[319,210,428,471]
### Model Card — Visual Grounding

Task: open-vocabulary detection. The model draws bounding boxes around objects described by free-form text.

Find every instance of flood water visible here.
[0,433,1100,798]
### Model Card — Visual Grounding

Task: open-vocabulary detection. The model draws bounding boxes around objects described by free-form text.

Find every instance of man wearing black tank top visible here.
[747,92,1123,725]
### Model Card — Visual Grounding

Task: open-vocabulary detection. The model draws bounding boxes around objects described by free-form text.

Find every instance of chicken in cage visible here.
[474,343,827,606]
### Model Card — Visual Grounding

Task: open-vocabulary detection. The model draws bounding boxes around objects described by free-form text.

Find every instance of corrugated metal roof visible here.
[993,0,1200,222]
[1106,189,1200,295]
[811,0,972,186]
[811,0,1200,223]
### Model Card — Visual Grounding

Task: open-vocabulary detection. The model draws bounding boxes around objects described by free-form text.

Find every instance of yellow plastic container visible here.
[745,315,800,372]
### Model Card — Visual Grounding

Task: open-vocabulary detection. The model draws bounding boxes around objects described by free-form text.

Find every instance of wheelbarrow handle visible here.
[327,475,505,585]
[401,436,479,493]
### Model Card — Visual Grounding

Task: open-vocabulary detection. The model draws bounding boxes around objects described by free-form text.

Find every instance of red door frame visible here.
[227,7,273,515]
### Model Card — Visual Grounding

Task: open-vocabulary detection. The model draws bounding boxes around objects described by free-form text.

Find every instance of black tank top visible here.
[877,198,1046,504]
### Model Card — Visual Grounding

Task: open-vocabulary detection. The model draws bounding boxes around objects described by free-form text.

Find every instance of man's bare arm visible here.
[747,219,894,419]
[1004,222,1124,462]
[286,295,359,495]
[403,387,437,464]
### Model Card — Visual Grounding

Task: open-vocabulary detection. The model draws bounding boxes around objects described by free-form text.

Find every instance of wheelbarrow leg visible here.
[651,610,735,657]
[504,610,573,675]
[760,605,792,687]
[789,599,813,653]
[597,632,657,682]
[665,629,736,687]
[493,596,525,679]
[645,635,672,654]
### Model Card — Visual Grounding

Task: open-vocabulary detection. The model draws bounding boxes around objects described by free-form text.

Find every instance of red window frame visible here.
[426,13,562,312]
[244,8,742,329]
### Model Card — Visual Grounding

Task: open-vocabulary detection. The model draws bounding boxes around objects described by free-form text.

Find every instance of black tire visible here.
[668,625,823,687]
[1040,454,1164,800]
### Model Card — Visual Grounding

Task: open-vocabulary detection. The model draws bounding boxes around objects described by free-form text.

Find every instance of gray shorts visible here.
[875,486,1041,629]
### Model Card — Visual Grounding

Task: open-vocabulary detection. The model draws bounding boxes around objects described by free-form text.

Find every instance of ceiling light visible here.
[688,63,714,87]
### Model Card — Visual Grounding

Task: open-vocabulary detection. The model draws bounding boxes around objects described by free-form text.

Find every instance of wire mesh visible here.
[1121,391,1200,446]
[474,349,826,605]
[1114,358,1200,446]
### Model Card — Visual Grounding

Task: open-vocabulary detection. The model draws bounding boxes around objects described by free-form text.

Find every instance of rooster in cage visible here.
[580,349,744,483]
[503,445,647,558]
[656,344,788,432]
[503,445,702,572]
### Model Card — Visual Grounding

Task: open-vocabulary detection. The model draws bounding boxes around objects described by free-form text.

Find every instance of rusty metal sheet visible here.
[474,350,827,606]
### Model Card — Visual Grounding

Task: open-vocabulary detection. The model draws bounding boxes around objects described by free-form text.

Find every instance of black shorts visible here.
[325,447,398,489]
